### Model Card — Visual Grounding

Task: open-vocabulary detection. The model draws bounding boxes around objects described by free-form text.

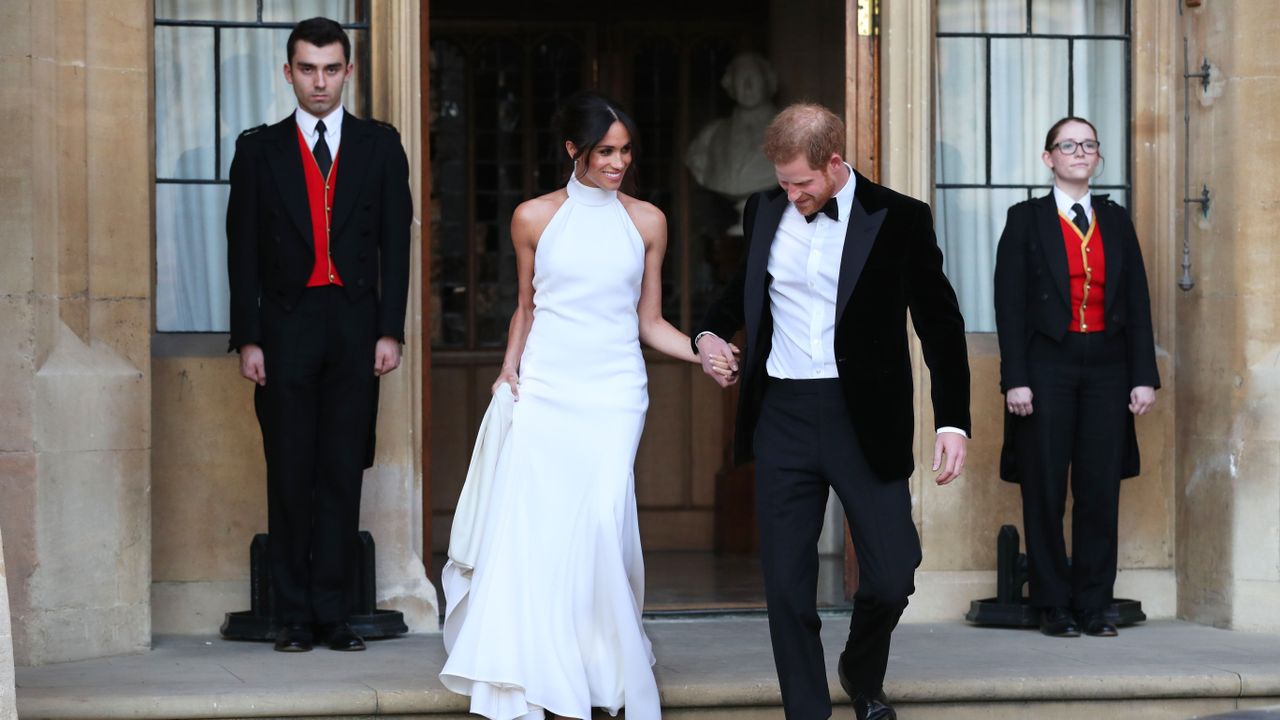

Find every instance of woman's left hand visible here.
[1129,386,1156,415]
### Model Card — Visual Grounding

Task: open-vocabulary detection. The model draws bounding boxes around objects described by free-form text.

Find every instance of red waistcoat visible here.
[1059,212,1105,333]
[297,126,343,287]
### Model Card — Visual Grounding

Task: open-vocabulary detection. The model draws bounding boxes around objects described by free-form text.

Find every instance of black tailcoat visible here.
[227,113,412,352]
[225,112,411,624]
[993,193,1160,482]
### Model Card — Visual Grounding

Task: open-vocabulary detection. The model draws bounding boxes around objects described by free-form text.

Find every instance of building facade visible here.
[1,0,1277,670]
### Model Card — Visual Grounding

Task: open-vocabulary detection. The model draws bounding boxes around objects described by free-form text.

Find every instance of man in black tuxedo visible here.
[226,17,411,653]
[694,104,970,720]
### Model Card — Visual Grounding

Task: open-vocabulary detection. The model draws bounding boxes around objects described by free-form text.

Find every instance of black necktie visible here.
[313,119,333,178]
[805,196,839,223]
[1071,202,1089,236]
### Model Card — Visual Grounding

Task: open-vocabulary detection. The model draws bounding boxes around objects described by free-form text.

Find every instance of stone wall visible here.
[0,1,152,664]
[1176,1,1280,632]
[0,525,15,720]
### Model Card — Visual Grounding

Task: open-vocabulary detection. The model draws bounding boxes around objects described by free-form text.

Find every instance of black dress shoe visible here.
[838,653,896,720]
[1081,610,1119,637]
[318,621,366,651]
[1039,607,1081,638]
[273,623,314,652]
[852,691,897,720]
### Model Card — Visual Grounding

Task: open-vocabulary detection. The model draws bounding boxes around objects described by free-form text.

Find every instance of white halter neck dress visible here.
[440,173,659,720]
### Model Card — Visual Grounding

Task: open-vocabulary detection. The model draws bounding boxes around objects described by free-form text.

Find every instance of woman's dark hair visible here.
[287,17,351,64]
[553,91,639,178]
[1043,116,1100,152]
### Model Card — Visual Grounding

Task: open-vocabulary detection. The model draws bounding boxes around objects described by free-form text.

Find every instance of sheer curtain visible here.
[154,1,362,332]
[934,0,1128,332]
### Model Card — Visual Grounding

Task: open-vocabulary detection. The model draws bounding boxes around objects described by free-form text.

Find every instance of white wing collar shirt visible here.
[295,104,345,155]
[765,163,857,380]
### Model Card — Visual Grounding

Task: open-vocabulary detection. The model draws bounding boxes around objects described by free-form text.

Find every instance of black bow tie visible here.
[805,197,839,223]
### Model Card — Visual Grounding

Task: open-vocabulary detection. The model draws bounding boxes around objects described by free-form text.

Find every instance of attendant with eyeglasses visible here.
[993,116,1160,638]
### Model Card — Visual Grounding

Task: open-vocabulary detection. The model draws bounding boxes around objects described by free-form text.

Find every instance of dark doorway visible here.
[424,0,852,614]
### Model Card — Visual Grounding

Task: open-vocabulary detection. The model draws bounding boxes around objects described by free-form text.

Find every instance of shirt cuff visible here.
[936,426,968,438]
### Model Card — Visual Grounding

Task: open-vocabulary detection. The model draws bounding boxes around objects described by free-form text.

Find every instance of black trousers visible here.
[1015,332,1128,611]
[254,286,377,625]
[753,378,921,720]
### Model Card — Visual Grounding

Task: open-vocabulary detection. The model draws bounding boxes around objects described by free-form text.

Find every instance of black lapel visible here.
[1095,198,1125,316]
[836,173,888,321]
[744,189,787,352]
[329,113,374,239]
[263,114,313,245]
[1035,192,1071,305]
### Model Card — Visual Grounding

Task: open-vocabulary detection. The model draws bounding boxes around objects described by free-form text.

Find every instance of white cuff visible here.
[936,426,968,438]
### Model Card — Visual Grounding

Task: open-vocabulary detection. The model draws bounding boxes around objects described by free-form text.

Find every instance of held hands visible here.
[1005,386,1033,416]
[1129,386,1156,415]
[374,337,402,377]
[933,432,967,485]
[239,343,267,386]
[696,334,741,387]
[492,365,520,400]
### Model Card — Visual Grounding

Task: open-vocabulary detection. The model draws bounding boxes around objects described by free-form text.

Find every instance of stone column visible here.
[0,1,152,664]
[364,0,439,631]
[1176,0,1280,632]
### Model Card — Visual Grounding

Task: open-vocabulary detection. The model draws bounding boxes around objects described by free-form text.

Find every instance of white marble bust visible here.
[685,52,779,210]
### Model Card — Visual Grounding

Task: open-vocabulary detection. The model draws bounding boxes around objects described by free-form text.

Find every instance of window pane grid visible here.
[429,31,586,350]
[154,4,370,333]
[934,0,1130,333]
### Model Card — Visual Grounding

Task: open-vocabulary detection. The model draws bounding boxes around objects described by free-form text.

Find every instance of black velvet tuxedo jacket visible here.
[226,113,412,352]
[697,172,972,481]
[993,192,1161,482]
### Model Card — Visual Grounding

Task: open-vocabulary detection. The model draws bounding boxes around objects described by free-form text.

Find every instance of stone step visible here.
[15,619,1280,720]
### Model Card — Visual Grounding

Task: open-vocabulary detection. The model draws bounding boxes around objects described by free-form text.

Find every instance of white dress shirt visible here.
[295,105,345,156]
[765,164,856,380]
[1053,185,1092,224]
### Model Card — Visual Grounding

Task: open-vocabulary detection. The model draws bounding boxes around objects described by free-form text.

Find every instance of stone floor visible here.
[430,551,849,613]
[14,618,1280,719]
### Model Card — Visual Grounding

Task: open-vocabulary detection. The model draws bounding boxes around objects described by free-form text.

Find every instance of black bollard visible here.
[995,524,1022,605]
[966,524,1147,628]
[220,531,409,641]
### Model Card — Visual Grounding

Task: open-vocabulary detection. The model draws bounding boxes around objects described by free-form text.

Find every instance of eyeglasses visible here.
[1051,139,1100,155]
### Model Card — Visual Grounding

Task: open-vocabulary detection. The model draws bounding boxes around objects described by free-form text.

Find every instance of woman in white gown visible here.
[439,92,736,720]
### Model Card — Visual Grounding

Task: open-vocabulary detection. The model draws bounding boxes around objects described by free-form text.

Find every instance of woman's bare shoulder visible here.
[512,189,568,242]
[619,194,666,237]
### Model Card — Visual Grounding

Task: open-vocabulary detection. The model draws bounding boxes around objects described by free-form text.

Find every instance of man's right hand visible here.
[239,343,266,386]
[696,333,740,388]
